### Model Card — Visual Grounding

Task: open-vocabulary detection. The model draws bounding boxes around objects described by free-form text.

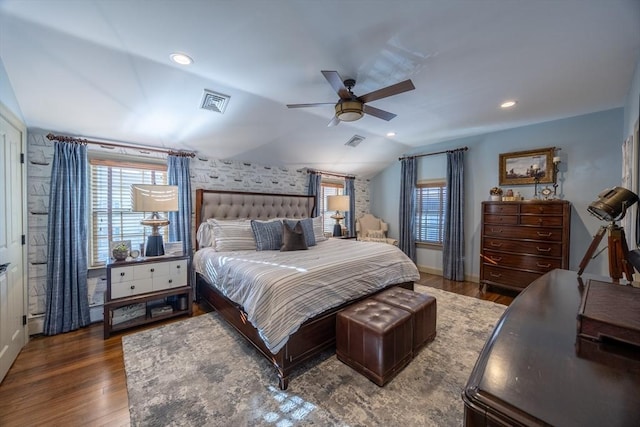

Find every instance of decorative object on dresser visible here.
[480,200,570,292]
[489,187,503,201]
[131,184,179,257]
[104,254,191,338]
[327,194,350,236]
[577,186,639,282]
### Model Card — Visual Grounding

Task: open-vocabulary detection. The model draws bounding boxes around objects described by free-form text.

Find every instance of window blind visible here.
[415,181,447,245]
[89,160,167,267]
[321,182,344,234]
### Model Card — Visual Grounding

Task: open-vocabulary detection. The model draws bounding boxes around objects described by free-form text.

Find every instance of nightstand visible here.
[103,254,192,338]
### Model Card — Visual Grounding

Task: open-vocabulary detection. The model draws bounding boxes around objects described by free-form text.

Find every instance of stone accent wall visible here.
[26,130,371,329]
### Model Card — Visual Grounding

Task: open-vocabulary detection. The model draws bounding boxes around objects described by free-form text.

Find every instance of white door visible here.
[0,110,27,382]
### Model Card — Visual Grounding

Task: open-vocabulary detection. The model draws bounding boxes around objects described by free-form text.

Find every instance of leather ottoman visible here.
[336,299,413,386]
[373,287,437,354]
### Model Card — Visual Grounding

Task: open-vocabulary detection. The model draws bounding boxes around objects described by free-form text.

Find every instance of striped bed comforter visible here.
[193,238,420,354]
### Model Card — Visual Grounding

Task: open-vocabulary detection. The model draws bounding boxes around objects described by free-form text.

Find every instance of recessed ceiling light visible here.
[386,132,396,137]
[500,100,517,108]
[170,53,193,65]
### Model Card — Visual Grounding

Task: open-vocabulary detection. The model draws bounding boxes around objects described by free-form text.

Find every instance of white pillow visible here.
[196,222,216,249]
[366,229,386,239]
[207,219,257,251]
[312,216,328,242]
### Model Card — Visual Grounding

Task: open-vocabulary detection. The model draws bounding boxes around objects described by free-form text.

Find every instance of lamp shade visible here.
[327,195,350,212]
[335,100,364,122]
[587,186,638,222]
[131,185,179,212]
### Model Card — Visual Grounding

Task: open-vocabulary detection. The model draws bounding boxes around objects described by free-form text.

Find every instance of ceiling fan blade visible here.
[321,70,351,99]
[286,102,335,108]
[327,116,340,127]
[363,105,397,121]
[358,79,415,103]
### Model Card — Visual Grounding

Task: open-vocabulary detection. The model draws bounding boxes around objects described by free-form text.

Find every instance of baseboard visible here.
[28,305,103,336]
[416,265,479,284]
[28,314,44,336]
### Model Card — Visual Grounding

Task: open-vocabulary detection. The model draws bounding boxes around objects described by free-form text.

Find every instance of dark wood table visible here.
[463,269,640,426]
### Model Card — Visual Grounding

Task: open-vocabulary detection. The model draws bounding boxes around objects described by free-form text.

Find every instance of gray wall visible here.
[371,108,624,280]
[0,56,23,121]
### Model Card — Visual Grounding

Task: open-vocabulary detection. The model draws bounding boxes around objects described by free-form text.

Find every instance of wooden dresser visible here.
[480,200,570,292]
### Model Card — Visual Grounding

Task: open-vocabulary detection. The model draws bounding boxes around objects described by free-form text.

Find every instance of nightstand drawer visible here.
[153,275,183,291]
[110,278,153,299]
[134,262,171,280]
[169,259,188,280]
[110,265,135,284]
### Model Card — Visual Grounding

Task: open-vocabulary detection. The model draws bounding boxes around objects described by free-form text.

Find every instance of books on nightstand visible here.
[150,305,174,318]
[112,303,146,325]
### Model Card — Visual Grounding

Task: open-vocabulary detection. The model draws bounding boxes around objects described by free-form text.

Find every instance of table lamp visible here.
[131,184,179,256]
[327,195,350,237]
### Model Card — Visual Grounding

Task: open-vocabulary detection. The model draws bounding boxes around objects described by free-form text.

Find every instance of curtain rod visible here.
[46,133,196,158]
[398,146,468,161]
[306,168,355,179]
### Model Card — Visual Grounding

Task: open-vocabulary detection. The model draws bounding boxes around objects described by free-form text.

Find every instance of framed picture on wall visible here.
[499,147,555,185]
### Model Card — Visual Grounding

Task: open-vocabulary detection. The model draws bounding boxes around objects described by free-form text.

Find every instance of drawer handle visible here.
[537,232,552,237]
[130,285,135,290]
[490,228,503,233]
[490,272,502,278]
[490,242,503,247]
[176,265,181,269]
[120,272,125,277]
[150,268,155,272]
[536,247,552,252]
[537,262,552,268]
[168,279,173,284]
[490,256,502,262]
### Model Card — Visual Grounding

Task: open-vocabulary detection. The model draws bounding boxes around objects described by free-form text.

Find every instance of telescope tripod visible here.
[577,222,635,282]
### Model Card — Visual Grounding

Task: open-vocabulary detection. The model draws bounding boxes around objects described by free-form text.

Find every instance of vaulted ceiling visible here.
[1,0,639,177]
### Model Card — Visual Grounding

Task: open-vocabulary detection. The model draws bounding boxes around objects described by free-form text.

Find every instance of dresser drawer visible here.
[483,250,562,273]
[484,203,519,215]
[483,238,563,257]
[153,275,183,291]
[481,265,542,289]
[484,214,519,225]
[483,224,563,241]
[110,278,153,299]
[520,215,564,227]
[521,203,565,215]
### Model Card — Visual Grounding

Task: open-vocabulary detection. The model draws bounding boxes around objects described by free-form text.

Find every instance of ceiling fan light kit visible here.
[335,100,364,121]
[287,70,415,125]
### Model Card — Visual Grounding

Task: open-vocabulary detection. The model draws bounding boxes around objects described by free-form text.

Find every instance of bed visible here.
[193,189,420,389]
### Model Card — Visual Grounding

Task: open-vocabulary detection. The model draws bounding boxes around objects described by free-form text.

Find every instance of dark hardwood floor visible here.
[0,273,515,426]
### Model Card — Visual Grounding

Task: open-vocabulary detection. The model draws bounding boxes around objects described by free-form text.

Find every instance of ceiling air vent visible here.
[200,89,230,113]
[345,135,366,148]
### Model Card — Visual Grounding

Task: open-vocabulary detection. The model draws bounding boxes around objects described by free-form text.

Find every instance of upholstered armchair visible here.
[355,213,398,245]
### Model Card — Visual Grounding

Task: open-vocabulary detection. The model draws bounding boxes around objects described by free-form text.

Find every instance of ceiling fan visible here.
[286,70,415,127]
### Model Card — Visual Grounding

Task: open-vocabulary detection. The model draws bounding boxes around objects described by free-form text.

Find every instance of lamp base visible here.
[333,223,342,237]
[145,235,165,257]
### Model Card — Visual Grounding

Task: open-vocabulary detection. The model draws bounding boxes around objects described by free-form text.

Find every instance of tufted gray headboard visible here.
[195,189,316,230]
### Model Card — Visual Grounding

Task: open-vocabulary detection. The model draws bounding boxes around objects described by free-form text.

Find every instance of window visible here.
[320,182,344,234]
[89,158,167,267]
[415,181,447,246]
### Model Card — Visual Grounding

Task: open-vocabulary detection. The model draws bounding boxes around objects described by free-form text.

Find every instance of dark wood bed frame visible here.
[194,189,413,390]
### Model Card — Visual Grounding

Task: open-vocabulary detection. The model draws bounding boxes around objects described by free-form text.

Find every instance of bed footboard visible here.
[196,274,413,390]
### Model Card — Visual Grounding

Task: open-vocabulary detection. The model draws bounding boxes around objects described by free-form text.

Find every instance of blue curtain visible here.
[43,142,90,335]
[443,150,465,281]
[307,171,322,217]
[344,177,356,237]
[399,157,417,262]
[167,154,194,297]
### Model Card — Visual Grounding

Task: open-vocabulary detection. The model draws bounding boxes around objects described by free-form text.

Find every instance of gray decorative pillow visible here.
[281,221,308,252]
[284,218,316,247]
[251,219,283,251]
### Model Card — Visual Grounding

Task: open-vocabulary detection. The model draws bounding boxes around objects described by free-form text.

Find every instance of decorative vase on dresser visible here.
[480,200,571,292]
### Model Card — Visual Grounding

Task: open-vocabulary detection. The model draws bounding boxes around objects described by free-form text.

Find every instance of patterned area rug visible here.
[122,286,507,426]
